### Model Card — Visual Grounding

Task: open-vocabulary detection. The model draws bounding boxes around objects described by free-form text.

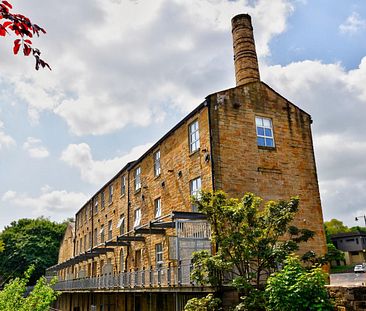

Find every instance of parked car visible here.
[354,263,366,273]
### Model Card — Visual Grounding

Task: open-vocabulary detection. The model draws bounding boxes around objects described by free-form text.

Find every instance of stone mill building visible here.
[46,14,327,311]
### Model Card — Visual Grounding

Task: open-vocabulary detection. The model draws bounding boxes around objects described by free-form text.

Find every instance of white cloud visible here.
[1,0,294,136]
[339,12,366,34]
[60,142,152,184]
[23,137,50,158]
[1,189,88,216]
[0,120,16,150]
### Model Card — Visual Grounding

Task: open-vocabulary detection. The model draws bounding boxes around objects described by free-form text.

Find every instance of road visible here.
[330,273,366,286]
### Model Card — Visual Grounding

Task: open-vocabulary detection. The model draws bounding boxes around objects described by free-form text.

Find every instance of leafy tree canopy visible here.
[265,255,333,311]
[0,265,58,311]
[324,219,350,235]
[188,191,316,310]
[0,217,67,285]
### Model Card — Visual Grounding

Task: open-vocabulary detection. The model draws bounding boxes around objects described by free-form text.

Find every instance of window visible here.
[189,120,200,153]
[134,208,141,228]
[101,191,105,209]
[134,167,141,191]
[84,234,87,251]
[154,150,161,176]
[190,177,202,212]
[108,184,113,204]
[155,243,163,267]
[154,198,161,218]
[121,175,126,196]
[80,237,83,253]
[108,220,113,240]
[94,197,98,214]
[117,214,125,236]
[89,232,92,249]
[120,249,125,272]
[255,116,275,147]
[100,225,105,243]
[76,240,79,255]
[94,228,98,246]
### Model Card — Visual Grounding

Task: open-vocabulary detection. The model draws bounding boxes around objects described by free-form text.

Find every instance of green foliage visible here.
[325,243,345,263]
[0,241,4,253]
[184,294,221,311]
[189,191,315,311]
[265,255,333,311]
[324,219,350,235]
[0,265,58,311]
[0,217,67,285]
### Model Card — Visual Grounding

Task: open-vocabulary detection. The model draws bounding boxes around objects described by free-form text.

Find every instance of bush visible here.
[265,255,333,311]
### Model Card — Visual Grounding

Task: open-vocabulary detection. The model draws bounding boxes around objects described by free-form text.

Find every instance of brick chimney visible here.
[232,14,260,86]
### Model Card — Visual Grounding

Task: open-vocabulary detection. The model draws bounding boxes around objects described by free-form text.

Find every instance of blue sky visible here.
[0,0,366,229]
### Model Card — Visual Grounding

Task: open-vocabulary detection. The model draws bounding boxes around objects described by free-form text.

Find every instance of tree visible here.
[0,0,50,69]
[265,255,333,311]
[0,218,67,285]
[0,265,58,311]
[324,219,350,235]
[188,191,315,310]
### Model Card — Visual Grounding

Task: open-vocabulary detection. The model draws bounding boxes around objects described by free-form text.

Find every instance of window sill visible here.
[134,188,141,195]
[119,194,126,199]
[258,145,276,151]
[189,148,200,157]
[154,174,161,180]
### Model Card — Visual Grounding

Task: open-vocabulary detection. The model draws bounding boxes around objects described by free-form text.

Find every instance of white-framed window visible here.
[108,184,113,204]
[108,220,113,240]
[101,191,105,209]
[189,120,200,153]
[100,224,105,243]
[255,116,275,147]
[89,231,92,249]
[190,177,202,212]
[155,243,163,267]
[154,150,161,176]
[94,197,98,214]
[154,198,161,218]
[117,214,125,236]
[134,208,141,228]
[121,175,126,196]
[120,249,125,272]
[134,167,141,191]
[84,234,87,251]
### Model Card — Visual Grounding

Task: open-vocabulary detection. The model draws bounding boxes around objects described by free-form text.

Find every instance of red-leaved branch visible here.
[0,0,50,70]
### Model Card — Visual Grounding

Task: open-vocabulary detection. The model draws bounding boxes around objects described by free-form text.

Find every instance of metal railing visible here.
[53,260,198,291]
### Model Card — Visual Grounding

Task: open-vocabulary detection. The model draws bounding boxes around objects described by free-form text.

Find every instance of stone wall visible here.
[328,286,366,311]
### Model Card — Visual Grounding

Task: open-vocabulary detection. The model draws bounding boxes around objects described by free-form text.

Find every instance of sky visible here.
[0,0,366,230]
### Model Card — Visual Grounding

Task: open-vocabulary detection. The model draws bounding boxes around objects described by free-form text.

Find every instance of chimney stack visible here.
[232,14,260,86]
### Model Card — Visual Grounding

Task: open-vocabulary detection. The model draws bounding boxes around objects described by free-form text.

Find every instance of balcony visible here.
[52,260,213,292]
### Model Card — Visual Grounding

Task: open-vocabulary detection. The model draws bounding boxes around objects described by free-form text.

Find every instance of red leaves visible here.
[0,0,50,70]
[2,1,12,9]
[13,38,20,54]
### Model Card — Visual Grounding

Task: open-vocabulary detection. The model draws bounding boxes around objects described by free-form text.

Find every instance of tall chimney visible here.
[232,14,260,86]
